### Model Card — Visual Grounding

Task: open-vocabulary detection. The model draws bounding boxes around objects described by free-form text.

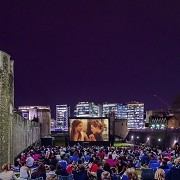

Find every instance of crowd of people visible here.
[0,142,179,180]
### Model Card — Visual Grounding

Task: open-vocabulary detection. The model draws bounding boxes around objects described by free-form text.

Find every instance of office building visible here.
[102,103,128,119]
[74,102,102,117]
[117,103,128,119]
[56,104,70,131]
[102,103,118,117]
[127,102,144,129]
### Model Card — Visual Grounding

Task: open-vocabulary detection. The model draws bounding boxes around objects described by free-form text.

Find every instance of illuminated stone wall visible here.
[12,113,40,160]
[0,50,40,170]
[0,51,14,169]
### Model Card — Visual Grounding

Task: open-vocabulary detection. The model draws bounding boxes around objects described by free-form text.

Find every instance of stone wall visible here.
[0,113,40,171]
[12,113,40,160]
[0,51,14,170]
[114,119,128,139]
[0,50,41,171]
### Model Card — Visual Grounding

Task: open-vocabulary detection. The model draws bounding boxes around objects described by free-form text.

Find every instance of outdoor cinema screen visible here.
[69,118,109,142]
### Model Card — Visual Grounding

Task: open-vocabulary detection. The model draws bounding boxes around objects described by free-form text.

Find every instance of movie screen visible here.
[69,118,109,142]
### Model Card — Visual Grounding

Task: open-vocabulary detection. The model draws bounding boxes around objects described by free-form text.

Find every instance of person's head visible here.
[101,171,111,180]
[78,164,85,173]
[154,169,165,180]
[73,120,83,132]
[93,159,98,165]
[118,156,124,162]
[174,157,180,166]
[91,120,103,134]
[126,168,139,180]
[49,165,55,171]
[21,161,27,166]
[34,163,46,176]
[102,159,106,166]
[78,159,82,165]
[162,160,167,166]
[103,163,110,171]
[111,167,116,173]
[71,120,83,140]
[2,164,11,171]
[56,164,62,170]
[108,154,112,159]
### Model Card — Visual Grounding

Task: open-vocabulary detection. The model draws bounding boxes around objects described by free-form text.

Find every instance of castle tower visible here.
[0,50,14,167]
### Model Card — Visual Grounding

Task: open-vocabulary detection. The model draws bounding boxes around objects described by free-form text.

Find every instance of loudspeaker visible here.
[145,123,149,127]
[41,137,53,146]
[65,137,69,146]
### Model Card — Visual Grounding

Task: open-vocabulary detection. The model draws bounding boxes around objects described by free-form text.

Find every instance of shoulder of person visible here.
[46,173,57,180]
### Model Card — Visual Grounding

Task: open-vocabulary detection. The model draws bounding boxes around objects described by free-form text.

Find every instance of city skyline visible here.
[0,1,179,118]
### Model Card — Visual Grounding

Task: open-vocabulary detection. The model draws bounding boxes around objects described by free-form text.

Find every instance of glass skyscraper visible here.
[74,102,102,117]
[102,102,144,129]
[56,104,70,131]
[127,102,144,129]
[102,103,118,117]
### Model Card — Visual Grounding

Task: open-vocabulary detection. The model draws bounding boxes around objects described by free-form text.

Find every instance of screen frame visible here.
[68,117,110,143]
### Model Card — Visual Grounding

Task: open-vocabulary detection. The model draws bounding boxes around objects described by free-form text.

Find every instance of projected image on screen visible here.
[69,118,109,142]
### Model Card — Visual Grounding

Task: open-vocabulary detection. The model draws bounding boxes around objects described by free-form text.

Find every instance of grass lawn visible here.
[114,142,134,147]
[54,141,134,147]
[54,140,65,146]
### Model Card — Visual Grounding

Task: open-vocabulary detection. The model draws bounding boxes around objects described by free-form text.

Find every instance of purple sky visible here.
[0,1,180,118]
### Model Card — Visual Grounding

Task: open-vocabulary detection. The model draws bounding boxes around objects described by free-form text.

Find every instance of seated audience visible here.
[0,163,18,180]
[126,168,139,180]
[116,156,127,175]
[166,157,180,180]
[31,163,46,180]
[26,153,34,168]
[19,161,30,180]
[154,168,165,180]
[55,164,69,176]
[73,164,88,180]
[106,154,116,167]
[159,160,169,169]
[101,170,111,180]
[46,166,57,180]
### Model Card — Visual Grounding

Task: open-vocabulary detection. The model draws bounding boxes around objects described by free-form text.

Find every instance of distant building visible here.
[103,102,144,129]
[108,112,128,140]
[117,103,128,119]
[51,118,56,131]
[102,103,118,118]
[167,117,179,129]
[146,110,179,129]
[74,102,102,117]
[56,104,70,131]
[149,115,170,129]
[127,102,144,129]
[146,110,169,123]
[18,106,51,137]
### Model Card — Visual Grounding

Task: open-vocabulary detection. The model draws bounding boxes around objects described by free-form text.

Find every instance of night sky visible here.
[0,1,180,118]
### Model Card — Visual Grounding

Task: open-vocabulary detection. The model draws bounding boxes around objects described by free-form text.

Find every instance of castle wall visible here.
[0,50,40,170]
[12,113,40,161]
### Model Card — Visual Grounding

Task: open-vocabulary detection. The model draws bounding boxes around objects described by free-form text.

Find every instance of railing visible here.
[129,128,180,133]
